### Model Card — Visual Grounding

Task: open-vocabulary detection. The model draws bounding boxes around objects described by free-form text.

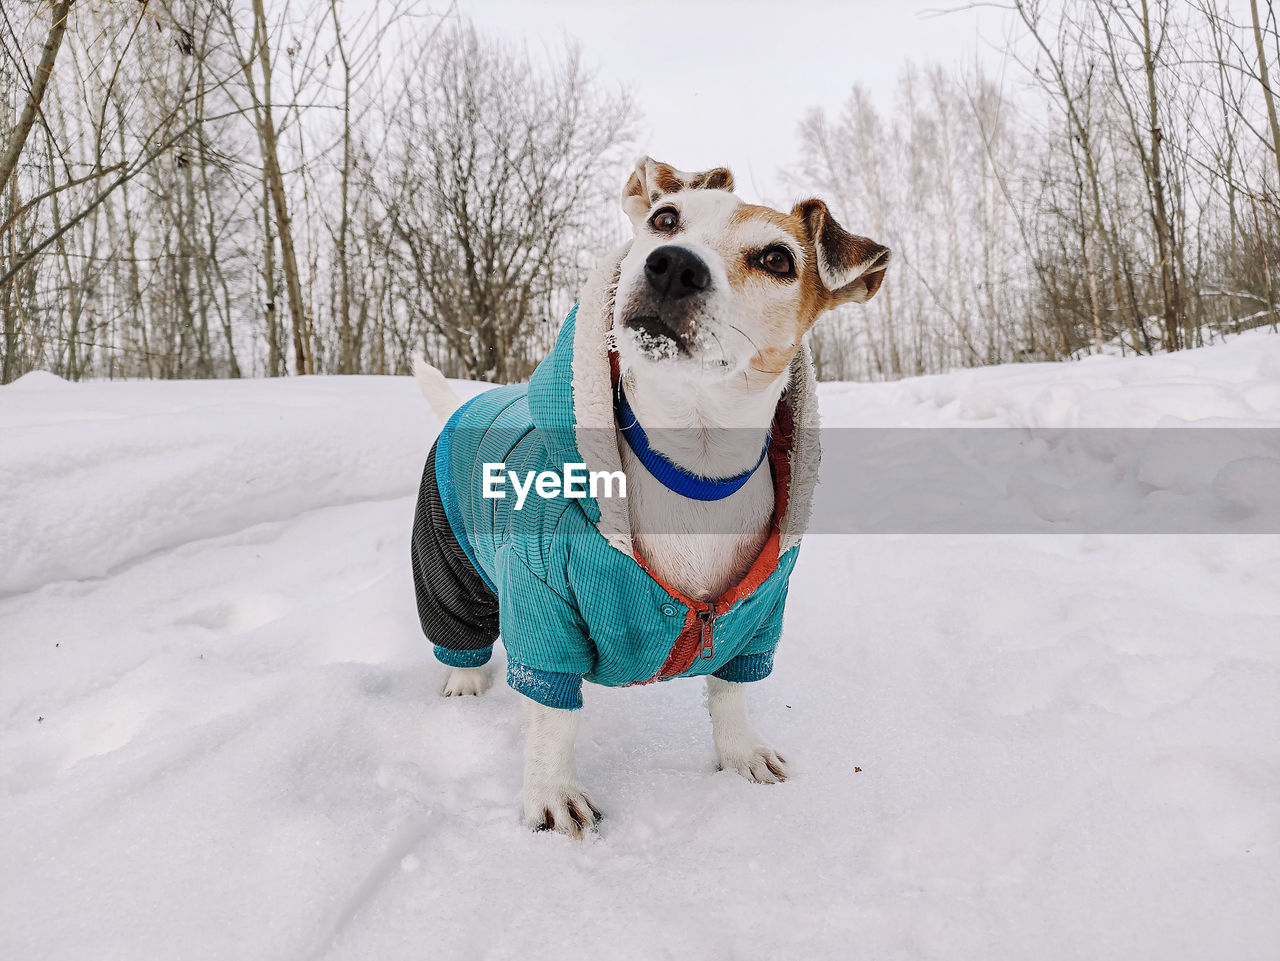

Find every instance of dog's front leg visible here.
[706,675,788,783]
[521,696,602,838]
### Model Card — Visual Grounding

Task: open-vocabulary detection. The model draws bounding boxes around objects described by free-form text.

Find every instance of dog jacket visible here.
[411,253,823,710]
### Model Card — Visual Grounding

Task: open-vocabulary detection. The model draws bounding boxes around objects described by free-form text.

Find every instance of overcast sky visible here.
[452,0,1012,205]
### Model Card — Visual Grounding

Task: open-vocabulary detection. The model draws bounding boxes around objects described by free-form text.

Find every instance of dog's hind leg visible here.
[521,696,602,838]
[441,666,491,696]
[706,675,788,784]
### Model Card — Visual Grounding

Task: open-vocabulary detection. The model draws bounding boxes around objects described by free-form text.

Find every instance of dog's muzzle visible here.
[622,245,711,354]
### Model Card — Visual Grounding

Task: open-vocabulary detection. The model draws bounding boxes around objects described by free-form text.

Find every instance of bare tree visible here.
[241,0,310,374]
[787,0,1280,379]
[379,25,634,381]
[0,1,73,200]
[2,0,254,380]
[1251,0,1280,197]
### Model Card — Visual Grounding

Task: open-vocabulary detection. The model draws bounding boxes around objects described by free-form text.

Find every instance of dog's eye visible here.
[650,208,679,232]
[760,247,794,276]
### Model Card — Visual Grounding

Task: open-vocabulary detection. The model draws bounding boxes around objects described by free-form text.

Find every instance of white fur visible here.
[413,354,461,423]
[621,365,784,599]
[706,674,788,783]
[442,666,491,696]
[611,189,795,601]
[624,461,773,601]
[614,190,788,378]
[521,699,601,837]
[569,248,824,562]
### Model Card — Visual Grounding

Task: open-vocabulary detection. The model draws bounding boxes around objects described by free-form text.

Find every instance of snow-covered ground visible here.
[2,333,1279,960]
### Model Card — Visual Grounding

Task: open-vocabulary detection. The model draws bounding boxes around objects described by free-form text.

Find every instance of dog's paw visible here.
[441,666,491,697]
[719,745,788,784]
[523,783,603,839]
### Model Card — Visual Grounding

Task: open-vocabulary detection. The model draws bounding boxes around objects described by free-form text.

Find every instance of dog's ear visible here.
[792,198,890,305]
[622,156,735,224]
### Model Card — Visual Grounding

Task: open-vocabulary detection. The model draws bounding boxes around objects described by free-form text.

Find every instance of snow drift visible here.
[2,333,1278,960]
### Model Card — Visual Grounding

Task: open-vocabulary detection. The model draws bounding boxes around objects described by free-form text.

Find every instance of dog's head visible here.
[612,156,890,388]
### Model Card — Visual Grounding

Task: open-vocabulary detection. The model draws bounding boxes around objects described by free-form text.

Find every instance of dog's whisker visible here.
[728,323,762,353]
[706,328,730,368]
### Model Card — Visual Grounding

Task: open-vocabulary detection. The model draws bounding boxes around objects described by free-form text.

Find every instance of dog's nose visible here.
[644,246,710,300]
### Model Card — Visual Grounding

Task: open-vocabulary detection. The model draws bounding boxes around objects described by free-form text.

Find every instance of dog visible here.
[411,157,889,837]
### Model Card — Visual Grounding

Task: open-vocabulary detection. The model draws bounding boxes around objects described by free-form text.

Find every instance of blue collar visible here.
[614,385,771,501]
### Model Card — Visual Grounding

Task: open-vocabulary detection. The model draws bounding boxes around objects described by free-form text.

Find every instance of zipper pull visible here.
[698,608,717,659]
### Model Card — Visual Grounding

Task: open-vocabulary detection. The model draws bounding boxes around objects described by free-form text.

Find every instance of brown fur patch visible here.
[730,204,828,316]
[713,205,830,390]
[792,198,890,303]
[626,158,738,212]
[727,203,801,236]
[690,167,734,192]
[621,166,884,392]
[652,163,686,197]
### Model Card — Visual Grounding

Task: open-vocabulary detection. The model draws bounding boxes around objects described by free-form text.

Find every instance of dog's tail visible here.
[413,354,462,423]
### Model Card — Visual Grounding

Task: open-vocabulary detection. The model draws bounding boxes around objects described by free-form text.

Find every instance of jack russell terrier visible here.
[411,157,889,837]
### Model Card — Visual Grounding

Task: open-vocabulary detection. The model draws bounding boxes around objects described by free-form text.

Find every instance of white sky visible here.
[452,0,1013,205]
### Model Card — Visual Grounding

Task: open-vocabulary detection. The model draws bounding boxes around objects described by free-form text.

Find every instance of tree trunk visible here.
[0,1,73,199]
[332,0,355,373]
[1140,0,1181,350]
[2,171,18,382]
[251,0,310,375]
[260,173,282,376]
[1251,0,1280,200]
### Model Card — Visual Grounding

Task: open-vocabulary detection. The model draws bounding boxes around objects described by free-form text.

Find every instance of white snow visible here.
[2,334,1279,960]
